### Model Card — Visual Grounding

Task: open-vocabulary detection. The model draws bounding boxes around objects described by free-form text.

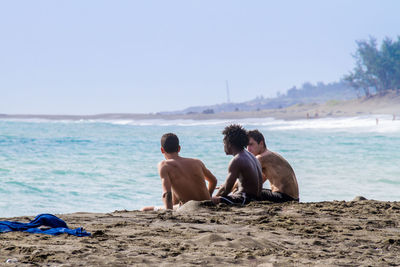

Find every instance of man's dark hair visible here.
[161,133,179,153]
[222,124,248,149]
[247,129,267,148]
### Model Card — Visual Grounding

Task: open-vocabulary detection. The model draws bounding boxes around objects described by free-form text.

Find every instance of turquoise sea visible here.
[1,116,399,218]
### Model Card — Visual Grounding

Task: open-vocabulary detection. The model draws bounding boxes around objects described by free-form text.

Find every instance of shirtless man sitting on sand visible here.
[141,133,217,211]
[212,124,263,205]
[247,130,299,202]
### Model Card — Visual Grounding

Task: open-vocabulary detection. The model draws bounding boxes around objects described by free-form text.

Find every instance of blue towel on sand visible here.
[0,213,91,236]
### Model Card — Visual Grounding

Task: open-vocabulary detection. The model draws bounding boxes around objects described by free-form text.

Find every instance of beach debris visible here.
[5,258,18,264]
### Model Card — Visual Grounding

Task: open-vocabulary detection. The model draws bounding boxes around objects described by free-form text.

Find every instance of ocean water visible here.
[1,115,399,218]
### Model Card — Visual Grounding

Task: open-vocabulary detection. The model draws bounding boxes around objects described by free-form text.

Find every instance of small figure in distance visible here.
[141,133,217,211]
[247,130,299,202]
[212,124,263,205]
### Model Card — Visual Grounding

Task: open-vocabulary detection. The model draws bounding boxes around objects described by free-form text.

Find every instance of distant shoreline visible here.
[1,92,399,122]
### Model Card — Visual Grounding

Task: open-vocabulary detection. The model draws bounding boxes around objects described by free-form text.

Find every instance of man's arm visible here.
[158,163,173,210]
[200,161,217,196]
[172,192,180,205]
[231,181,239,193]
[215,159,240,197]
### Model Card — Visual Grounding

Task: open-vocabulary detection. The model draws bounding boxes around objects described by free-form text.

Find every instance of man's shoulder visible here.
[159,157,203,167]
[258,150,290,166]
[158,159,174,169]
[258,150,277,160]
[241,150,257,160]
[231,151,251,165]
[254,151,272,165]
[268,151,288,162]
[182,157,204,167]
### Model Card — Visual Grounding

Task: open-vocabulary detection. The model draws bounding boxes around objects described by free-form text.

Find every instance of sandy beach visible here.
[1,199,400,266]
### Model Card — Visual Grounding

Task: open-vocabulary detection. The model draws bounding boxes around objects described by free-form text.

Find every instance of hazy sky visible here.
[1,1,399,114]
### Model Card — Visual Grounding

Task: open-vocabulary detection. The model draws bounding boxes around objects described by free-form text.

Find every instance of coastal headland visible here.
[1,199,399,266]
[1,91,400,121]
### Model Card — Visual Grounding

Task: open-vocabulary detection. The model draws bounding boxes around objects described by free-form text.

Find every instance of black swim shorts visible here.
[219,192,256,205]
[259,189,299,203]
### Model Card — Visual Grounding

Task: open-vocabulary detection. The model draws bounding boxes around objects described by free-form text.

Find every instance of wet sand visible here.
[1,199,400,266]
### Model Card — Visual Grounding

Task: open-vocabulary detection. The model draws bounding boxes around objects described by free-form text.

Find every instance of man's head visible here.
[222,124,248,154]
[160,133,180,154]
[247,129,267,156]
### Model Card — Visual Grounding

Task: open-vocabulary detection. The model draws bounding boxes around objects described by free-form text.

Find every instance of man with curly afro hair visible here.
[212,124,263,205]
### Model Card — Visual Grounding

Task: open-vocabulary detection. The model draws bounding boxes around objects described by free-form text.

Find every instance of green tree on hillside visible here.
[344,36,400,96]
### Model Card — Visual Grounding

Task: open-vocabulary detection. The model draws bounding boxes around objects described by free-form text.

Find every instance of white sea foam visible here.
[2,115,399,133]
[101,115,400,134]
[92,117,278,127]
[267,115,400,133]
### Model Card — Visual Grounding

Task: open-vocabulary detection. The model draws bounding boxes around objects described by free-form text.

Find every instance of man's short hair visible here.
[247,129,267,148]
[161,133,179,153]
[222,124,248,149]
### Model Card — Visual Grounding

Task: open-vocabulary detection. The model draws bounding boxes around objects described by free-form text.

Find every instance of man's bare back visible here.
[159,157,216,204]
[141,133,217,211]
[247,130,299,202]
[257,150,299,199]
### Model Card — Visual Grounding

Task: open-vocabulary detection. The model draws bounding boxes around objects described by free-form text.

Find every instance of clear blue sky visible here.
[1,0,399,114]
